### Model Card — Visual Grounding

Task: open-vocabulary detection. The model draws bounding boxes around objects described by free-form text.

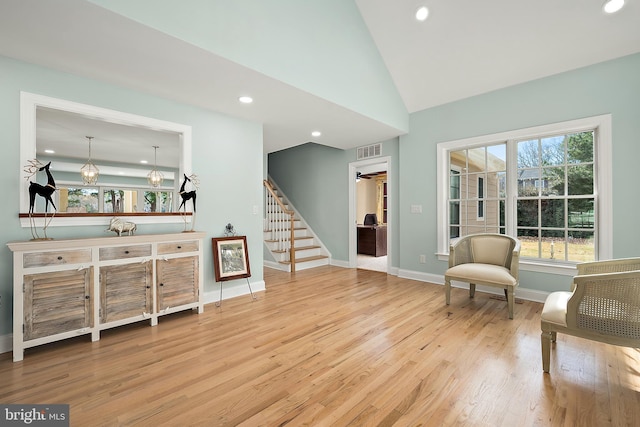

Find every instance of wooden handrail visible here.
[263,180,296,272]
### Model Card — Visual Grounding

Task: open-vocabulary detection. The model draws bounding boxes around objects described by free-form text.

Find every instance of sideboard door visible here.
[156,256,199,310]
[100,261,153,324]
[23,268,93,340]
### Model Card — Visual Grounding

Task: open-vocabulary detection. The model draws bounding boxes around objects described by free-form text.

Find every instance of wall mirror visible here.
[19,92,193,227]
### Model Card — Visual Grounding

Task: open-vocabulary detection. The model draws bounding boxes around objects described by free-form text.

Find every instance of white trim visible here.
[437,114,612,263]
[349,156,392,271]
[19,92,192,226]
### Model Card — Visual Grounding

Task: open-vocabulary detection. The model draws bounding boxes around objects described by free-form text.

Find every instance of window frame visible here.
[436,115,612,276]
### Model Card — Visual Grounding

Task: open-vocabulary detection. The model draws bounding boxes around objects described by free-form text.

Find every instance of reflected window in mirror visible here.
[53,185,175,214]
[61,187,99,213]
[144,190,173,213]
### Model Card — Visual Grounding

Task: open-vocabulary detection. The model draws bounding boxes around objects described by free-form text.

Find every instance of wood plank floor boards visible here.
[2,265,640,426]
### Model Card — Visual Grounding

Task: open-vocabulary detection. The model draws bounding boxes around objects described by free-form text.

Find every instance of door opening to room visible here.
[354,162,388,273]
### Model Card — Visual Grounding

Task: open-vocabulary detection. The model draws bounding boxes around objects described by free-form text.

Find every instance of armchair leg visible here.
[445,278,451,305]
[469,283,476,298]
[506,288,514,319]
[541,331,553,373]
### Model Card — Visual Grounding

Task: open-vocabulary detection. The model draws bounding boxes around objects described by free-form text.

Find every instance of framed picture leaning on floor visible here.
[212,235,251,282]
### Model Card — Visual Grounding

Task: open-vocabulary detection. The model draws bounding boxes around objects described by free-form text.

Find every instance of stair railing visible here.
[263,180,296,272]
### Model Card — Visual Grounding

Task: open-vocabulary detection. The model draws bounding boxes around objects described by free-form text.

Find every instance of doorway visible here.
[349,157,391,273]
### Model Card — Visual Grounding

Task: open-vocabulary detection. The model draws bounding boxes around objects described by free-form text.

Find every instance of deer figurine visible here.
[24,159,57,239]
[178,173,199,231]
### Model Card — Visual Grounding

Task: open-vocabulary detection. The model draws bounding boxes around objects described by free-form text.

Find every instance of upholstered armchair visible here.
[444,233,520,319]
[541,257,640,373]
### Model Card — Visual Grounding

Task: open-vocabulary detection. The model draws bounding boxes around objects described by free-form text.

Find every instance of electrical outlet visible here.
[419,254,426,264]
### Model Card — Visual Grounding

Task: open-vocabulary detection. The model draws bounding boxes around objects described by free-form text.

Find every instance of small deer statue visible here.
[24,159,57,240]
[178,173,199,232]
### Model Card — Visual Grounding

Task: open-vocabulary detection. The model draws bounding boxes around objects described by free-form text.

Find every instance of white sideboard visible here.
[7,232,205,362]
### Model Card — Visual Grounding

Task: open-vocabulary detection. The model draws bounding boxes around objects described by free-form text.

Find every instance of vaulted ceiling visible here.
[1,0,639,154]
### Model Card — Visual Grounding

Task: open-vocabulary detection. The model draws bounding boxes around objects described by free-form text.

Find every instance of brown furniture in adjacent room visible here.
[357,225,387,257]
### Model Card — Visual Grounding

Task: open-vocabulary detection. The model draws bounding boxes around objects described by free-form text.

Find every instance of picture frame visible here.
[212,236,251,282]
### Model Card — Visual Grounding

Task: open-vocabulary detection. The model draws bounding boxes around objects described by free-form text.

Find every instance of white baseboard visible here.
[330,259,350,268]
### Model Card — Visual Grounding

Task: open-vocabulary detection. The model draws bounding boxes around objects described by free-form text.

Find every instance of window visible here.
[516,132,594,261]
[448,144,506,237]
[437,115,612,271]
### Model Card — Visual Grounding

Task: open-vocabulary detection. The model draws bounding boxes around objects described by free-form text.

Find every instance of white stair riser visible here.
[265,237,315,251]
[273,257,330,273]
[264,219,301,228]
[263,228,309,240]
[271,247,322,262]
[292,258,330,271]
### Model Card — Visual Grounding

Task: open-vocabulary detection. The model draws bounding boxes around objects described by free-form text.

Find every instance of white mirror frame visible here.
[19,91,193,227]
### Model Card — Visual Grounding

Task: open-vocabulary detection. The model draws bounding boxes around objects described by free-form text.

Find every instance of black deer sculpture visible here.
[178,173,199,231]
[24,159,57,239]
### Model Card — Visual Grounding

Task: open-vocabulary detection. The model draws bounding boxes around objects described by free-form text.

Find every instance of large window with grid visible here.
[437,115,612,270]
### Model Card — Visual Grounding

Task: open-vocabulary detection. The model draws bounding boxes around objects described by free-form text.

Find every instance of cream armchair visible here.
[541,257,640,373]
[444,233,520,319]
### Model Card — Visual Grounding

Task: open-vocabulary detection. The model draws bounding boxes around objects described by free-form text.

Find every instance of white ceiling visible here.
[356,0,640,113]
[1,0,639,157]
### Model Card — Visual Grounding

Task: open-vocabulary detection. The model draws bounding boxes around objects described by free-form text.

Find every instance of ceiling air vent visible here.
[356,143,382,160]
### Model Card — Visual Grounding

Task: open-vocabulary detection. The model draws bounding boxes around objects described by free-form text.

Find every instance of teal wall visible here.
[268,138,400,265]
[87,0,407,133]
[399,52,640,293]
[0,56,264,336]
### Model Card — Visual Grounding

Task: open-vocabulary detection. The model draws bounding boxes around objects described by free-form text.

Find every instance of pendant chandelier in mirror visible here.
[147,145,164,187]
[80,136,99,185]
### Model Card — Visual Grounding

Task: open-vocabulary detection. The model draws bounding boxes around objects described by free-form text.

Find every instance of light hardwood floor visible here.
[2,266,640,426]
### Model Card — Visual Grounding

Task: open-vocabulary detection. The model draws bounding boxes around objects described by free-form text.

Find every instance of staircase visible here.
[263,180,330,272]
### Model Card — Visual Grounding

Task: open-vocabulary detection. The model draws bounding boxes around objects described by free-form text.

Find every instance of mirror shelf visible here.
[19,212,192,228]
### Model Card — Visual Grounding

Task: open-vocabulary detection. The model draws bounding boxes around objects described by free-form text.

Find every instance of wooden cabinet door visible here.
[100,261,152,323]
[156,256,199,310]
[24,268,93,340]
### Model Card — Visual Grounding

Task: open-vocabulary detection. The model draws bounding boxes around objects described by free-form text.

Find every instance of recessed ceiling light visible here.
[415,6,429,21]
[238,96,253,104]
[311,131,322,137]
[44,149,55,154]
[140,160,148,164]
[603,0,624,13]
